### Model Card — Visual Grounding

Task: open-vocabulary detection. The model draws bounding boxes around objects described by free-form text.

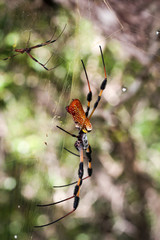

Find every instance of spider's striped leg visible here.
[54,144,92,189]
[30,29,57,50]
[53,147,89,188]
[26,51,59,71]
[88,46,107,120]
[29,34,57,50]
[81,60,92,117]
[34,147,84,228]
[73,146,84,209]
[26,51,49,70]
[88,77,107,120]
[86,144,92,177]
[30,24,66,50]
[3,53,20,61]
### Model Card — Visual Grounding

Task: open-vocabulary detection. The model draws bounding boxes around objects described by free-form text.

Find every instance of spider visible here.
[3,25,66,71]
[34,45,107,228]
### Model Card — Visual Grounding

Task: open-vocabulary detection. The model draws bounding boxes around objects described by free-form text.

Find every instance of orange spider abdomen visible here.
[66,99,92,132]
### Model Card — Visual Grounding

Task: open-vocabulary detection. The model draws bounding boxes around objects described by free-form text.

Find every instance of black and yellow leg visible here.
[88,45,107,120]
[86,145,92,176]
[81,60,92,117]
[88,78,107,120]
[73,147,84,210]
[86,91,92,118]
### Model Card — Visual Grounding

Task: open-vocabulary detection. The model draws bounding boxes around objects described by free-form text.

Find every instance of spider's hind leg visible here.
[72,146,84,210]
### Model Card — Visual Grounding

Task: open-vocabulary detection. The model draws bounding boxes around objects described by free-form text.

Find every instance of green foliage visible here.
[0,1,159,240]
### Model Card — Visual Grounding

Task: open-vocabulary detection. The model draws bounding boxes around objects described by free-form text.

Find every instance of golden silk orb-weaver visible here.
[3,25,66,71]
[34,45,107,228]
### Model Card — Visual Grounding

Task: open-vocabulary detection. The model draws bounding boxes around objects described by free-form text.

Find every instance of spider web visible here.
[1,1,160,240]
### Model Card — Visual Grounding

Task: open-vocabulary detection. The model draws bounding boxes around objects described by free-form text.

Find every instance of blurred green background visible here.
[0,0,160,240]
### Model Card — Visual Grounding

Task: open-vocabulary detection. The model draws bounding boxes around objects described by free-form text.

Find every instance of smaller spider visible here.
[3,25,66,71]
[34,45,107,228]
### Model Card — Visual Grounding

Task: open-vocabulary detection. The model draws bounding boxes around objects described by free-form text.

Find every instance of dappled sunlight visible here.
[0,0,160,240]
